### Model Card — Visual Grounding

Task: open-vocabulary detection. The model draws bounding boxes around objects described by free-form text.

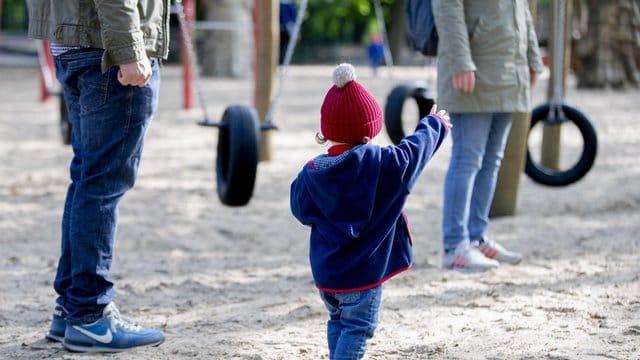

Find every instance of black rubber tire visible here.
[216,105,261,206]
[59,95,71,145]
[525,103,598,186]
[384,83,435,145]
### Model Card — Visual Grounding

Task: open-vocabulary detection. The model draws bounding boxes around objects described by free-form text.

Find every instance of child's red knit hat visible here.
[320,63,382,143]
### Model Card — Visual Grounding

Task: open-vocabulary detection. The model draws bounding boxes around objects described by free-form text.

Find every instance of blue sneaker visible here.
[63,302,165,352]
[45,304,68,342]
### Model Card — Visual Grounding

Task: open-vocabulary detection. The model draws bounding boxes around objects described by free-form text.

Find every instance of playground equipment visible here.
[36,40,71,145]
[383,82,435,145]
[524,0,597,186]
[36,0,307,207]
[176,0,308,206]
[385,0,597,187]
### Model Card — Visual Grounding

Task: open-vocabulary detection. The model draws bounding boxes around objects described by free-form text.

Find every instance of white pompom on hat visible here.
[320,63,382,144]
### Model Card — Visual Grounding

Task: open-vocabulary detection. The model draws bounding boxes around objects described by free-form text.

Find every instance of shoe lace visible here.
[105,303,143,332]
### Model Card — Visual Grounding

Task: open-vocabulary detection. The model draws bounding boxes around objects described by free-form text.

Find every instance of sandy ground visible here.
[0,62,639,360]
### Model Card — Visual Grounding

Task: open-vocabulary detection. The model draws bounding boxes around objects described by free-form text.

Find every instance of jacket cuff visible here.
[100,43,147,73]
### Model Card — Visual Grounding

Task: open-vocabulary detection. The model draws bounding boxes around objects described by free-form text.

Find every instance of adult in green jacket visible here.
[26,0,170,352]
[432,0,544,272]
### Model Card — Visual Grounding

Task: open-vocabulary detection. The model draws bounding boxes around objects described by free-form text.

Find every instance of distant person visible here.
[279,0,298,64]
[26,0,170,352]
[290,63,451,359]
[432,0,544,272]
[367,33,385,76]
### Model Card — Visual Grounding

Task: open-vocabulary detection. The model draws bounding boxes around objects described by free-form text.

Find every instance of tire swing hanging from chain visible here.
[525,0,597,186]
[175,0,308,206]
[384,83,435,144]
[372,0,437,146]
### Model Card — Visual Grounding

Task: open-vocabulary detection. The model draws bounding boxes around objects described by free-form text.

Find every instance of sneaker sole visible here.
[45,332,64,343]
[443,265,498,273]
[63,339,164,353]
[499,259,522,265]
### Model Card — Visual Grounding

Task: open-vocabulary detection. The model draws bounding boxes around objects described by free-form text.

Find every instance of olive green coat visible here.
[432,0,544,113]
[26,0,170,72]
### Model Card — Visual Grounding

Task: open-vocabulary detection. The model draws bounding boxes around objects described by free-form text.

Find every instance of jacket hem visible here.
[315,265,411,293]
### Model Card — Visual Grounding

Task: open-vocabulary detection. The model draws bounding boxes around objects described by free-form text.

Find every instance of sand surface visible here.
[1,63,639,359]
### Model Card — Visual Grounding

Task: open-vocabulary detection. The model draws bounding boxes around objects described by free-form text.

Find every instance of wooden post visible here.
[541,0,573,169]
[489,0,538,217]
[253,0,278,161]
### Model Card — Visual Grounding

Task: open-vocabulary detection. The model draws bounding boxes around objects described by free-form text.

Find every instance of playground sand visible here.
[1,64,639,359]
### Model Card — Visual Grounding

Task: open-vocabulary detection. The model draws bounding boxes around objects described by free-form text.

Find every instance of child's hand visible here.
[430,104,452,129]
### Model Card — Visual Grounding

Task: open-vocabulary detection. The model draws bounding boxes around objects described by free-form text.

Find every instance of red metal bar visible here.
[37,40,56,102]
[181,0,195,109]
[0,0,4,29]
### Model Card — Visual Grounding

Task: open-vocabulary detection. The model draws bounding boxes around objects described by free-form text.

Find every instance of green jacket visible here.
[26,0,170,72]
[432,0,544,113]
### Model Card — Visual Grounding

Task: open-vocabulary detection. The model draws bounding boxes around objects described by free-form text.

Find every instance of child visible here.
[290,63,451,359]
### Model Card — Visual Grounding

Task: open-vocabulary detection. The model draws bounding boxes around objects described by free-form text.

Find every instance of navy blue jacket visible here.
[290,115,448,292]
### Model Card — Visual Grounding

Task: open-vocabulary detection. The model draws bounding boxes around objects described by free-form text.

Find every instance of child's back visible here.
[290,63,450,360]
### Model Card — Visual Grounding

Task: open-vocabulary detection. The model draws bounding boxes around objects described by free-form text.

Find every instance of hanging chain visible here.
[175,0,213,124]
[175,0,308,127]
[263,0,309,126]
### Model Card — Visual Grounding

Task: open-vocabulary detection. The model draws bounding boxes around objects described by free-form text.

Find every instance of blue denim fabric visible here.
[442,112,512,250]
[320,286,381,360]
[53,48,160,324]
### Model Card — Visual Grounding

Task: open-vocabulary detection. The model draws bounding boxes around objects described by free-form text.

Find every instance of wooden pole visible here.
[253,0,278,161]
[489,0,538,217]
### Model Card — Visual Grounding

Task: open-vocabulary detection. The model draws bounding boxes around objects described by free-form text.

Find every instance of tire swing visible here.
[384,83,435,144]
[215,106,260,206]
[524,0,597,186]
[175,0,307,206]
[525,104,597,186]
[59,95,71,145]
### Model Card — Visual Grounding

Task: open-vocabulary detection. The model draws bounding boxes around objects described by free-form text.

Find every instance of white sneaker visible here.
[473,238,522,265]
[442,240,499,273]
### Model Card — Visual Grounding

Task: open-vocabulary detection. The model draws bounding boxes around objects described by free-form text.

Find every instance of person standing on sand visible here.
[26,0,170,352]
[290,63,451,359]
[432,0,544,272]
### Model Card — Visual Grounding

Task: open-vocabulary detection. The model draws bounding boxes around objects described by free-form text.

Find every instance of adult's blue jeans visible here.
[53,48,160,324]
[442,112,512,250]
[320,286,381,360]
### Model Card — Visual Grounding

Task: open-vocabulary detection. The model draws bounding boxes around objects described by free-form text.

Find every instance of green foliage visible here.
[300,0,396,44]
[1,0,28,31]
[537,0,551,8]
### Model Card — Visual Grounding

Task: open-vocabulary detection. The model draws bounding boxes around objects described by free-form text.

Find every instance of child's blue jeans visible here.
[319,286,382,360]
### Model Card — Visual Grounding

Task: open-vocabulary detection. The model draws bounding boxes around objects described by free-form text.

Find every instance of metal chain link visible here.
[174,0,308,127]
[175,0,213,124]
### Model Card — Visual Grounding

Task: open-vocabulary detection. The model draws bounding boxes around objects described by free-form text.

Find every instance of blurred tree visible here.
[386,0,406,64]
[1,0,27,31]
[195,0,400,73]
[302,0,396,44]
[198,0,253,77]
[572,0,640,88]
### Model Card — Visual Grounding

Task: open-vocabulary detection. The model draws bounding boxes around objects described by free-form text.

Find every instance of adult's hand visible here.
[452,70,475,93]
[530,67,539,88]
[117,58,152,87]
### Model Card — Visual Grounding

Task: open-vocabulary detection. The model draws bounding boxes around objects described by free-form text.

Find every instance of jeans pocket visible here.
[78,67,110,113]
[63,49,110,112]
